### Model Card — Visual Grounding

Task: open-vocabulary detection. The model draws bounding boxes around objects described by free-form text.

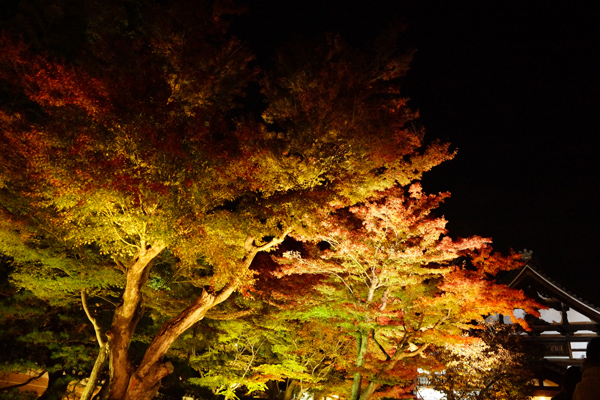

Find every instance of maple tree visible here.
[248,256,356,400]
[0,0,448,399]
[273,185,540,400]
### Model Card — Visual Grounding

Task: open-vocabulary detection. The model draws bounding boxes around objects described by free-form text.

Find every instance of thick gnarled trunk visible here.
[102,248,245,400]
[121,283,237,400]
[106,243,165,400]
[100,232,289,400]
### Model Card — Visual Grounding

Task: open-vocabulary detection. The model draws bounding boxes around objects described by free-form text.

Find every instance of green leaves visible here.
[267,183,538,400]
[0,4,538,399]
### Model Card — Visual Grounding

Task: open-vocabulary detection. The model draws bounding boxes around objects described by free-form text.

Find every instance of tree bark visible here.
[283,379,296,400]
[358,381,378,400]
[350,330,369,400]
[122,282,238,400]
[104,231,289,400]
[106,242,166,400]
[80,342,110,400]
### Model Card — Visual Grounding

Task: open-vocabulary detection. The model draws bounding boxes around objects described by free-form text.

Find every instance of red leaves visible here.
[371,382,417,400]
[376,310,404,327]
[26,60,110,117]
[0,35,112,120]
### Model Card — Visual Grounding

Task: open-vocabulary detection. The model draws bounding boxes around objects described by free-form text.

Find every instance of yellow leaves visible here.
[279,179,539,392]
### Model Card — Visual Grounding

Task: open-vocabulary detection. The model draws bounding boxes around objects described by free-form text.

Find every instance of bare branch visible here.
[392,343,430,361]
[379,287,391,311]
[81,288,105,346]
[254,227,293,252]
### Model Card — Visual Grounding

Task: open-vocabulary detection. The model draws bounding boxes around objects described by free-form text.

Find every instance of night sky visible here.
[234,2,600,304]
[406,4,600,305]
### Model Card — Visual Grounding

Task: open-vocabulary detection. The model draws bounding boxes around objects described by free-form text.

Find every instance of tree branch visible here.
[254,227,293,252]
[392,343,429,361]
[379,287,391,311]
[81,288,105,346]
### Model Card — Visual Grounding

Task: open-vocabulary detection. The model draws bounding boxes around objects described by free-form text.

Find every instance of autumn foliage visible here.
[268,184,539,400]
[0,1,538,400]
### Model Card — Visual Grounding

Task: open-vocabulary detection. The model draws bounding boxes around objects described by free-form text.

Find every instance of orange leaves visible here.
[439,268,540,330]
[376,309,404,327]
[435,235,490,254]
[470,246,526,276]
[0,11,544,400]
[268,179,540,397]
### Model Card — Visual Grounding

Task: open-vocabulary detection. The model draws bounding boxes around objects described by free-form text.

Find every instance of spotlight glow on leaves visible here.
[0,2,452,399]
[271,185,539,400]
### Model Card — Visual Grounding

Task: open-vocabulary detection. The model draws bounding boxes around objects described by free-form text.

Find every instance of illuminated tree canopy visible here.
[0,1,538,400]
[268,185,538,400]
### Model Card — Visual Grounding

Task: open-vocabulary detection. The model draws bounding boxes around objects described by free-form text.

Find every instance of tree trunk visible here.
[103,233,288,400]
[105,244,165,400]
[121,283,237,400]
[81,288,110,400]
[296,387,308,400]
[357,341,429,400]
[80,342,110,400]
[358,381,378,400]
[104,261,235,400]
[350,330,369,400]
[283,379,296,400]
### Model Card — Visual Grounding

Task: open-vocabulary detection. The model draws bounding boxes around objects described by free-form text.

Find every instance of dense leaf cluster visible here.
[0,1,540,400]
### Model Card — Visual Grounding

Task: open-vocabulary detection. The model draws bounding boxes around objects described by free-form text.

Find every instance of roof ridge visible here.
[518,264,600,313]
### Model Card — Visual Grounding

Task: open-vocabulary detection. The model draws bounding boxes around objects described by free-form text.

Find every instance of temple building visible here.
[416,263,600,400]
[501,264,600,399]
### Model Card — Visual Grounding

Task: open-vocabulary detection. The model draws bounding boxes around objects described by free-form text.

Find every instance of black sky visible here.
[404,3,600,305]
[234,2,600,304]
